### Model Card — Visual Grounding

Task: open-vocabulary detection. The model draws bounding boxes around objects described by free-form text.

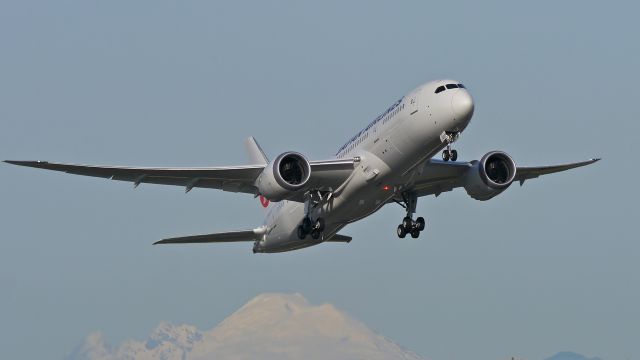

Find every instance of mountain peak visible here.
[145,321,203,351]
[68,293,425,360]
[545,352,603,360]
[237,292,310,314]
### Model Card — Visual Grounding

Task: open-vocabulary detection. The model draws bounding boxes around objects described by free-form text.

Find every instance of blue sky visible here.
[0,1,638,359]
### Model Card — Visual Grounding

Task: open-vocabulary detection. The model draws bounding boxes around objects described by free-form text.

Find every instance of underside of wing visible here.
[5,157,357,202]
[326,234,352,243]
[154,230,258,245]
[408,160,470,198]
[405,156,599,198]
[303,158,355,194]
[5,160,264,194]
[514,158,600,184]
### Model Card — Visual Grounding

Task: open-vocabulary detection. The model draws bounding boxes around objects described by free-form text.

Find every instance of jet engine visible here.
[255,151,311,201]
[464,151,516,201]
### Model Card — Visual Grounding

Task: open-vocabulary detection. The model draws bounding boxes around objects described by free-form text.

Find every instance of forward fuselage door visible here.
[409,92,419,115]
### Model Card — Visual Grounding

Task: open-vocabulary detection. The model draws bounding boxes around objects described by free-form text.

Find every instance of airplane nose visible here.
[451,90,474,123]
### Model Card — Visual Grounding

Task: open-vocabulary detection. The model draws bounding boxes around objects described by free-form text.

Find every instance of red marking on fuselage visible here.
[259,195,270,208]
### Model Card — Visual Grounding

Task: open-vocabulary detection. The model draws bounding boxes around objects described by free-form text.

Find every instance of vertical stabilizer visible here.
[244,136,269,165]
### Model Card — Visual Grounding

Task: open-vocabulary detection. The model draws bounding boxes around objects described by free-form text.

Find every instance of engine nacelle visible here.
[255,151,311,201]
[464,151,517,201]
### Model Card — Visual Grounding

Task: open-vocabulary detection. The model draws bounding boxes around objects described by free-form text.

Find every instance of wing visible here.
[405,158,600,198]
[5,160,264,194]
[513,159,601,185]
[154,230,258,245]
[4,158,356,198]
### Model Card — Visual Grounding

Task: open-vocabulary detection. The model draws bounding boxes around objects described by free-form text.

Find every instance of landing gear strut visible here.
[441,131,460,162]
[297,190,329,240]
[395,192,426,239]
[297,216,325,240]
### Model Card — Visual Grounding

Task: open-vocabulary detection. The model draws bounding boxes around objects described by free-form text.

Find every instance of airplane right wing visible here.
[5,157,355,200]
[4,160,266,194]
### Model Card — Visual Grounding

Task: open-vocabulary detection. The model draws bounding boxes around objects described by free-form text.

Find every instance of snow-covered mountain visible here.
[67,293,425,360]
[544,352,603,360]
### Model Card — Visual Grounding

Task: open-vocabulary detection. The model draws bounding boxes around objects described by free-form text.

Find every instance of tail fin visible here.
[259,195,270,208]
[244,136,269,165]
[245,137,270,209]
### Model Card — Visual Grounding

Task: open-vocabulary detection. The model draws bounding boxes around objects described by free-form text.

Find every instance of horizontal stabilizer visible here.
[154,230,258,245]
[327,234,352,243]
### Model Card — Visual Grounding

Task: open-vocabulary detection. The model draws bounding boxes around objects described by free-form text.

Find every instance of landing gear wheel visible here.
[311,229,321,240]
[442,150,450,161]
[410,229,420,238]
[315,218,325,232]
[402,217,413,230]
[415,217,426,231]
[450,149,458,161]
[297,225,306,240]
[397,225,407,238]
[301,217,312,233]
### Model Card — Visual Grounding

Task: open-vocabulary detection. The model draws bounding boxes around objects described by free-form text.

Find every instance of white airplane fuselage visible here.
[254,80,474,253]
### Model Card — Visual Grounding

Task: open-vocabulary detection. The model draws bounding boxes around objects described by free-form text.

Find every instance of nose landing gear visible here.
[442,146,458,162]
[395,192,426,238]
[441,131,460,161]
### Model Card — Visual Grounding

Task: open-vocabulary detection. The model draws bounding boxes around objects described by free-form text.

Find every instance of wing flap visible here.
[154,230,258,245]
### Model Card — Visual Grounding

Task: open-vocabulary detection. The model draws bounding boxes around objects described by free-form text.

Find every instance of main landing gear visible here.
[441,131,460,162]
[395,192,426,239]
[297,189,331,240]
[297,216,325,240]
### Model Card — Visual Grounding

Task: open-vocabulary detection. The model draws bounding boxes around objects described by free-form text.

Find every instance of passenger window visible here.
[446,84,458,89]
[435,86,445,94]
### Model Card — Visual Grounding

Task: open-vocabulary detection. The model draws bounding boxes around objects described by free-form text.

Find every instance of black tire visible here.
[311,229,321,240]
[450,149,458,161]
[297,225,306,240]
[302,217,312,233]
[410,229,420,238]
[402,216,413,230]
[416,217,426,231]
[442,150,450,161]
[315,217,325,232]
[397,225,407,238]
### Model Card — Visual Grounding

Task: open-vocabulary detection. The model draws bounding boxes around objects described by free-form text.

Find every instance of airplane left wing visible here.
[513,159,601,185]
[404,157,600,199]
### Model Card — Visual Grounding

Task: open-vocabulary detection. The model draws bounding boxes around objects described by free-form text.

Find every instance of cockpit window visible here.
[436,83,467,94]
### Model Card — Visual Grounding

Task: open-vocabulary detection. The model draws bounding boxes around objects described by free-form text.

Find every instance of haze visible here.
[0,1,637,360]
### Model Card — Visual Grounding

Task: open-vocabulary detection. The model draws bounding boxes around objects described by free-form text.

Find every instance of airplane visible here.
[5,79,599,253]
